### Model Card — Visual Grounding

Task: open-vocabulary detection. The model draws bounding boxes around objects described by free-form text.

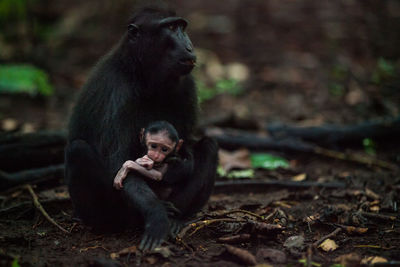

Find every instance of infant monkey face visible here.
[145,132,176,163]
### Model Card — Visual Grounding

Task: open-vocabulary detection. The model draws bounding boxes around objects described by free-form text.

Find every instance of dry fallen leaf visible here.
[283,235,304,250]
[365,188,380,200]
[361,256,388,265]
[318,239,338,252]
[369,205,380,212]
[110,246,137,259]
[2,118,18,131]
[345,226,368,234]
[292,173,307,181]
[219,148,251,172]
[335,253,361,267]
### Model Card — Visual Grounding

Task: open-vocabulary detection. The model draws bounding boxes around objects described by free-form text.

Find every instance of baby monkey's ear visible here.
[140,128,145,144]
[175,139,184,152]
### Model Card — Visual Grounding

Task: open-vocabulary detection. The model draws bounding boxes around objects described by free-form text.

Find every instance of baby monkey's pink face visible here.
[145,132,176,163]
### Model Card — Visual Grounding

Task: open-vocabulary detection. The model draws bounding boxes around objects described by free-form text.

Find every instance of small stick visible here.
[359,211,398,221]
[215,209,264,220]
[313,228,341,248]
[307,245,312,267]
[314,147,397,171]
[24,184,69,234]
[178,218,246,239]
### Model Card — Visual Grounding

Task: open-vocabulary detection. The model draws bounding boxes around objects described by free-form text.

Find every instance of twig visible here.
[359,211,398,221]
[0,197,70,215]
[24,184,69,234]
[307,245,312,267]
[213,209,264,220]
[314,147,397,171]
[177,218,246,239]
[313,228,342,247]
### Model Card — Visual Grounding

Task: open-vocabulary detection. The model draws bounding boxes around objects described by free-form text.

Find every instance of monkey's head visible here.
[140,121,183,163]
[126,7,196,79]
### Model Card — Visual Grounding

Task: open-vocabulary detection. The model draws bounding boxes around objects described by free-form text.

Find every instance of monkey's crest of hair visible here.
[129,6,176,26]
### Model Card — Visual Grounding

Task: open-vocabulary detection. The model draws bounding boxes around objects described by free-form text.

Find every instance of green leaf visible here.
[0,64,53,96]
[298,259,321,267]
[362,138,376,156]
[217,166,255,179]
[250,153,289,170]
[371,57,396,84]
[197,78,243,103]
[226,169,254,179]
[11,258,21,267]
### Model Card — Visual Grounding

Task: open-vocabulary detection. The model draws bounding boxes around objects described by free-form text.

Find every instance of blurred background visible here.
[0,0,399,133]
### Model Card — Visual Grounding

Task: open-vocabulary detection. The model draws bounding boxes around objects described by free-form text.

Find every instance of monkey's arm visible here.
[132,163,163,181]
[163,153,194,184]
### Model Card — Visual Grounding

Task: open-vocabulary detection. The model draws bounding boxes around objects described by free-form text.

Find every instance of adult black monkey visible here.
[65,7,218,250]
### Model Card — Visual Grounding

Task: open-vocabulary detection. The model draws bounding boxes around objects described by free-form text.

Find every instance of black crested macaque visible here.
[65,7,218,251]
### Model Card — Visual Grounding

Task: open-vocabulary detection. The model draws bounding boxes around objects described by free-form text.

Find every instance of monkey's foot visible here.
[169,218,185,238]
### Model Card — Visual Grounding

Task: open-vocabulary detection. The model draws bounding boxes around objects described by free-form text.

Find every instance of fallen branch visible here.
[207,128,397,171]
[214,179,346,194]
[0,131,66,172]
[267,117,400,147]
[313,228,342,248]
[0,164,64,191]
[24,184,69,234]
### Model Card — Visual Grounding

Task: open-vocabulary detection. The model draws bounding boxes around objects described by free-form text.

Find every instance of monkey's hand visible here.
[161,201,181,217]
[113,160,136,190]
[169,218,186,238]
[135,155,154,170]
[139,207,170,251]
[161,201,184,238]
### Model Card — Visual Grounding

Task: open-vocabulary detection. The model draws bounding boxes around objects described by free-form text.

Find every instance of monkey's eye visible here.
[168,24,178,31]
[161,147,169,153]
[150,144,158,149]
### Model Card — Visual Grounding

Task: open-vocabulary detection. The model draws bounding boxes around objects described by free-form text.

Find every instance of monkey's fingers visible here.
[169,219,185,238]
[162,201,181,217]
[139,235,151,250]
[139,235,163,251]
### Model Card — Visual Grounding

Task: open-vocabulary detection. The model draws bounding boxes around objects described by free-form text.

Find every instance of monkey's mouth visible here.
[179,59,196,66]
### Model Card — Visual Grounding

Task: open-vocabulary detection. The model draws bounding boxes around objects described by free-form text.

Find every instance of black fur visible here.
[65,7,218,250]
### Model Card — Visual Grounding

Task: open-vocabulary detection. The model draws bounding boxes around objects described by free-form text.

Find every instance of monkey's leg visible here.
[65,140,123,230]
[168,137,219,217]
[122,175,170,250]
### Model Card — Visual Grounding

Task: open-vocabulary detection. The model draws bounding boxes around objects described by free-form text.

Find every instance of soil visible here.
[1,0,400,266]
[1,154,399,266]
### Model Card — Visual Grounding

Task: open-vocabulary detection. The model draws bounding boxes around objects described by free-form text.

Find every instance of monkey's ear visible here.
[140,128,145,143]
[128,23,140,39]
[175,139,184,152]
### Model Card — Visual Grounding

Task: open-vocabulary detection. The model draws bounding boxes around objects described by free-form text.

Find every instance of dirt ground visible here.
[1,0,400,266]
[1,153,399,266]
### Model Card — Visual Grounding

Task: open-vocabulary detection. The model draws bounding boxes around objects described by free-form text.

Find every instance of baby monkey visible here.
[113,121,183,190]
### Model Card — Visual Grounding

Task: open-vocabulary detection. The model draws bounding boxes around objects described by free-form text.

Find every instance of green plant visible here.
[0,0,28,23]
[371,57,396,84]
[197,78,243,103]
[0,64,53,96]
[363,138,376,156]
[250,153,289,170]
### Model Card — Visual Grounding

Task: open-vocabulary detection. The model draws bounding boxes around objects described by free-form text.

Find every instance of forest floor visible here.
[0,148,399,266]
